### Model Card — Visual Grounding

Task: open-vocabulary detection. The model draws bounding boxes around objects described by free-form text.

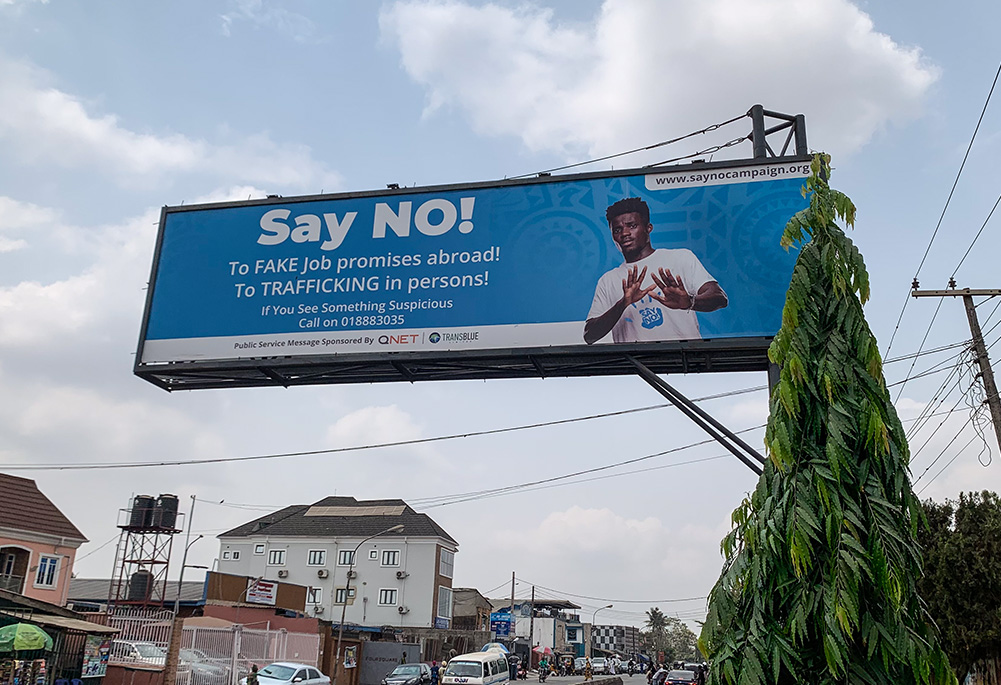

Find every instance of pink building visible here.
[0,473,88,606]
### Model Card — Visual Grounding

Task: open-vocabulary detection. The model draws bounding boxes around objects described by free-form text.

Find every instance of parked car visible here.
[591,658,608,675]
[382,663,432,685]
[111,640,168,666]
[240,663,329,685]
[180,648,230,685]
[573,658,586,675]
[664,670,697,685]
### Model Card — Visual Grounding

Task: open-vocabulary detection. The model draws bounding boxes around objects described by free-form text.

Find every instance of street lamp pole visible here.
[332,524,405,685]
[174,495,201,615]
[589,605,613,659]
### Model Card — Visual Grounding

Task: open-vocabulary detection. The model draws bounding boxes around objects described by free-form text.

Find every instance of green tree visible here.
[664,617,700,662]
[646,607,668,654]
[918,491,1001,684]
[698,154,954,685]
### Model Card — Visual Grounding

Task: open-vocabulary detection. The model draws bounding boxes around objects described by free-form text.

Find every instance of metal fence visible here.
[180,626,321,685]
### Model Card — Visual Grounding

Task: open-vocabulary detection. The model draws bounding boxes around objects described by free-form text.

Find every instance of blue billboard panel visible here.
[137,160,810,367]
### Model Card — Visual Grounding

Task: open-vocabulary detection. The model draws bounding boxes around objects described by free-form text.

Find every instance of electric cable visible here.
[883,59,1001,359]
[0,385,766,471]
[894,298,945,402]
[516,577,706,605]
[507,113,748,180]
[917,433,982,495]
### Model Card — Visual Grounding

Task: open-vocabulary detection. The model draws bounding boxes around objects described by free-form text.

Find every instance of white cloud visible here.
[326,405,425,446]
[0,196,60,252]
[0,56,341,191]
[0,187,270,349]
[220,0,319,43]
[380,0,939,159]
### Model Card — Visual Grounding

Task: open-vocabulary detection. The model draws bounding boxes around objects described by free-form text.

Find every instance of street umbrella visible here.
[531,647,553,657]
[481,643,509,653]
[0,623,54,652]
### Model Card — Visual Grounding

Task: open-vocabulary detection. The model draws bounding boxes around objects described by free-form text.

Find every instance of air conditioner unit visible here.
[277,570,289,578]
[397,606,409,615]
[395,571,409,580]
[317,569,329,578]
[346,570,357,579]
[312,605,325,614]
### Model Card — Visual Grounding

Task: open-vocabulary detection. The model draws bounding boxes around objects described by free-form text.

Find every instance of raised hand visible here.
[621,265,656,305]
[650,268,692,309]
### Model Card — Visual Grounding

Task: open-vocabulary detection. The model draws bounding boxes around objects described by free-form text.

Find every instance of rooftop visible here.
[67,578,206,604]
[0,473,87,542]
[218,496,456,543]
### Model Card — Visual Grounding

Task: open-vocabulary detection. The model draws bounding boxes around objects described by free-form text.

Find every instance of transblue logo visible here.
[429,332,441,343]
[640,307,663,329]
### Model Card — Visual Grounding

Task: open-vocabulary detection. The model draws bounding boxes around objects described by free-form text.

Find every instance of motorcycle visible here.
[628,664,636,677]
[539,666,547,683]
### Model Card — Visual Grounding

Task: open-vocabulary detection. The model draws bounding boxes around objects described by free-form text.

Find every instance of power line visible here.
[0,385,765,471]
[516,577,707,605]
[917,432,982,495]
[508,113,748,180]
[894,298,945,402]
[883,59,1001,359]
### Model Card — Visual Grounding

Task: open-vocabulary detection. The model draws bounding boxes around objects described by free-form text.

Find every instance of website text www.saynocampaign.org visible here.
[644,161,811,191]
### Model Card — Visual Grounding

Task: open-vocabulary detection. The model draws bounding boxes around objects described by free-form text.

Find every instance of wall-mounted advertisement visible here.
[136,158,811,388]
[246,578,277,605]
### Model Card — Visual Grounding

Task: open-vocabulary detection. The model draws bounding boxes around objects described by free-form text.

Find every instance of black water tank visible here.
[130,496,155,529]
[128,570,153,601]
[155,494,179,529]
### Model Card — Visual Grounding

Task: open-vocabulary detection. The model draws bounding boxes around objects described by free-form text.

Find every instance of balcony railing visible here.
[0,573,25,593]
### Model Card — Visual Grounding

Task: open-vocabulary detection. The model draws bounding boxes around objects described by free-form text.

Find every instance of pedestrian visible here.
[246,665,259,685]
[431,661,440,685]
[584,659,593,682]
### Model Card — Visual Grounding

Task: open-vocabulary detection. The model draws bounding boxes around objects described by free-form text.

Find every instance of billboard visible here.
[136,157,811,390]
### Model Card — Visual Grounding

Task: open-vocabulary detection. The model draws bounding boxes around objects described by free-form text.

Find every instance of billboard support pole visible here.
[627,357,765,476]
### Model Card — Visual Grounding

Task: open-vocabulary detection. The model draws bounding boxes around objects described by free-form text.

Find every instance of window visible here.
[439,549,454,578]
[232,551,241,560]
[254,544,265,555]
[222,551,231,560]
[267,549,286,565]
[369,550,378,560]
[35,556,58,587]
[308,669,322,680]
[307,587,322,604]
[567,628,578,641]
[437,586,453,619]
[307,550,326,566]
[378,588,398,605]
[381,550,400,566]
[334,587,357,604]
[337,550,355,566]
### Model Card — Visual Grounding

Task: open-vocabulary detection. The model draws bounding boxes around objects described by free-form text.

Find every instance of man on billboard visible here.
[584,197,727,344]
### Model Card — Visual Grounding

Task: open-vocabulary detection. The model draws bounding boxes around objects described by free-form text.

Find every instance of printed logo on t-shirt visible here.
[640,306,663,329]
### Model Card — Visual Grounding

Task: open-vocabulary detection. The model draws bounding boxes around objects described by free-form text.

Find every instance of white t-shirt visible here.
[586,248,720,343]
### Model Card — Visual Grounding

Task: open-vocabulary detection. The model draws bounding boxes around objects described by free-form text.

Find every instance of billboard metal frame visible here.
[135,107,809,392]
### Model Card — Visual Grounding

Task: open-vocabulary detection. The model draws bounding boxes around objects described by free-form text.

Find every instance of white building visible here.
[217,497,457,629]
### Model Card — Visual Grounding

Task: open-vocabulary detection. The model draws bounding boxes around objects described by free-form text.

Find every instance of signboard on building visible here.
[136,157,811,390]
[81,636,111,678]
[246,578,277,605]
[490,612,514,637]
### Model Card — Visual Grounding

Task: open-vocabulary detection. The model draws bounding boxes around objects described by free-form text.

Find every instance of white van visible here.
[442,650,510,685]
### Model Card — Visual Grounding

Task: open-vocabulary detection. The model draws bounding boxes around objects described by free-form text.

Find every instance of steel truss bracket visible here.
[628,356,767,476]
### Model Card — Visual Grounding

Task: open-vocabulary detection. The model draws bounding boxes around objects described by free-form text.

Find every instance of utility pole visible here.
[528,586,535,669]
[508,572,516,639]
[912,282,1001,453]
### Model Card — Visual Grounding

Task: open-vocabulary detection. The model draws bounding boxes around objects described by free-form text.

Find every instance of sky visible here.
[1,0,1000,632]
